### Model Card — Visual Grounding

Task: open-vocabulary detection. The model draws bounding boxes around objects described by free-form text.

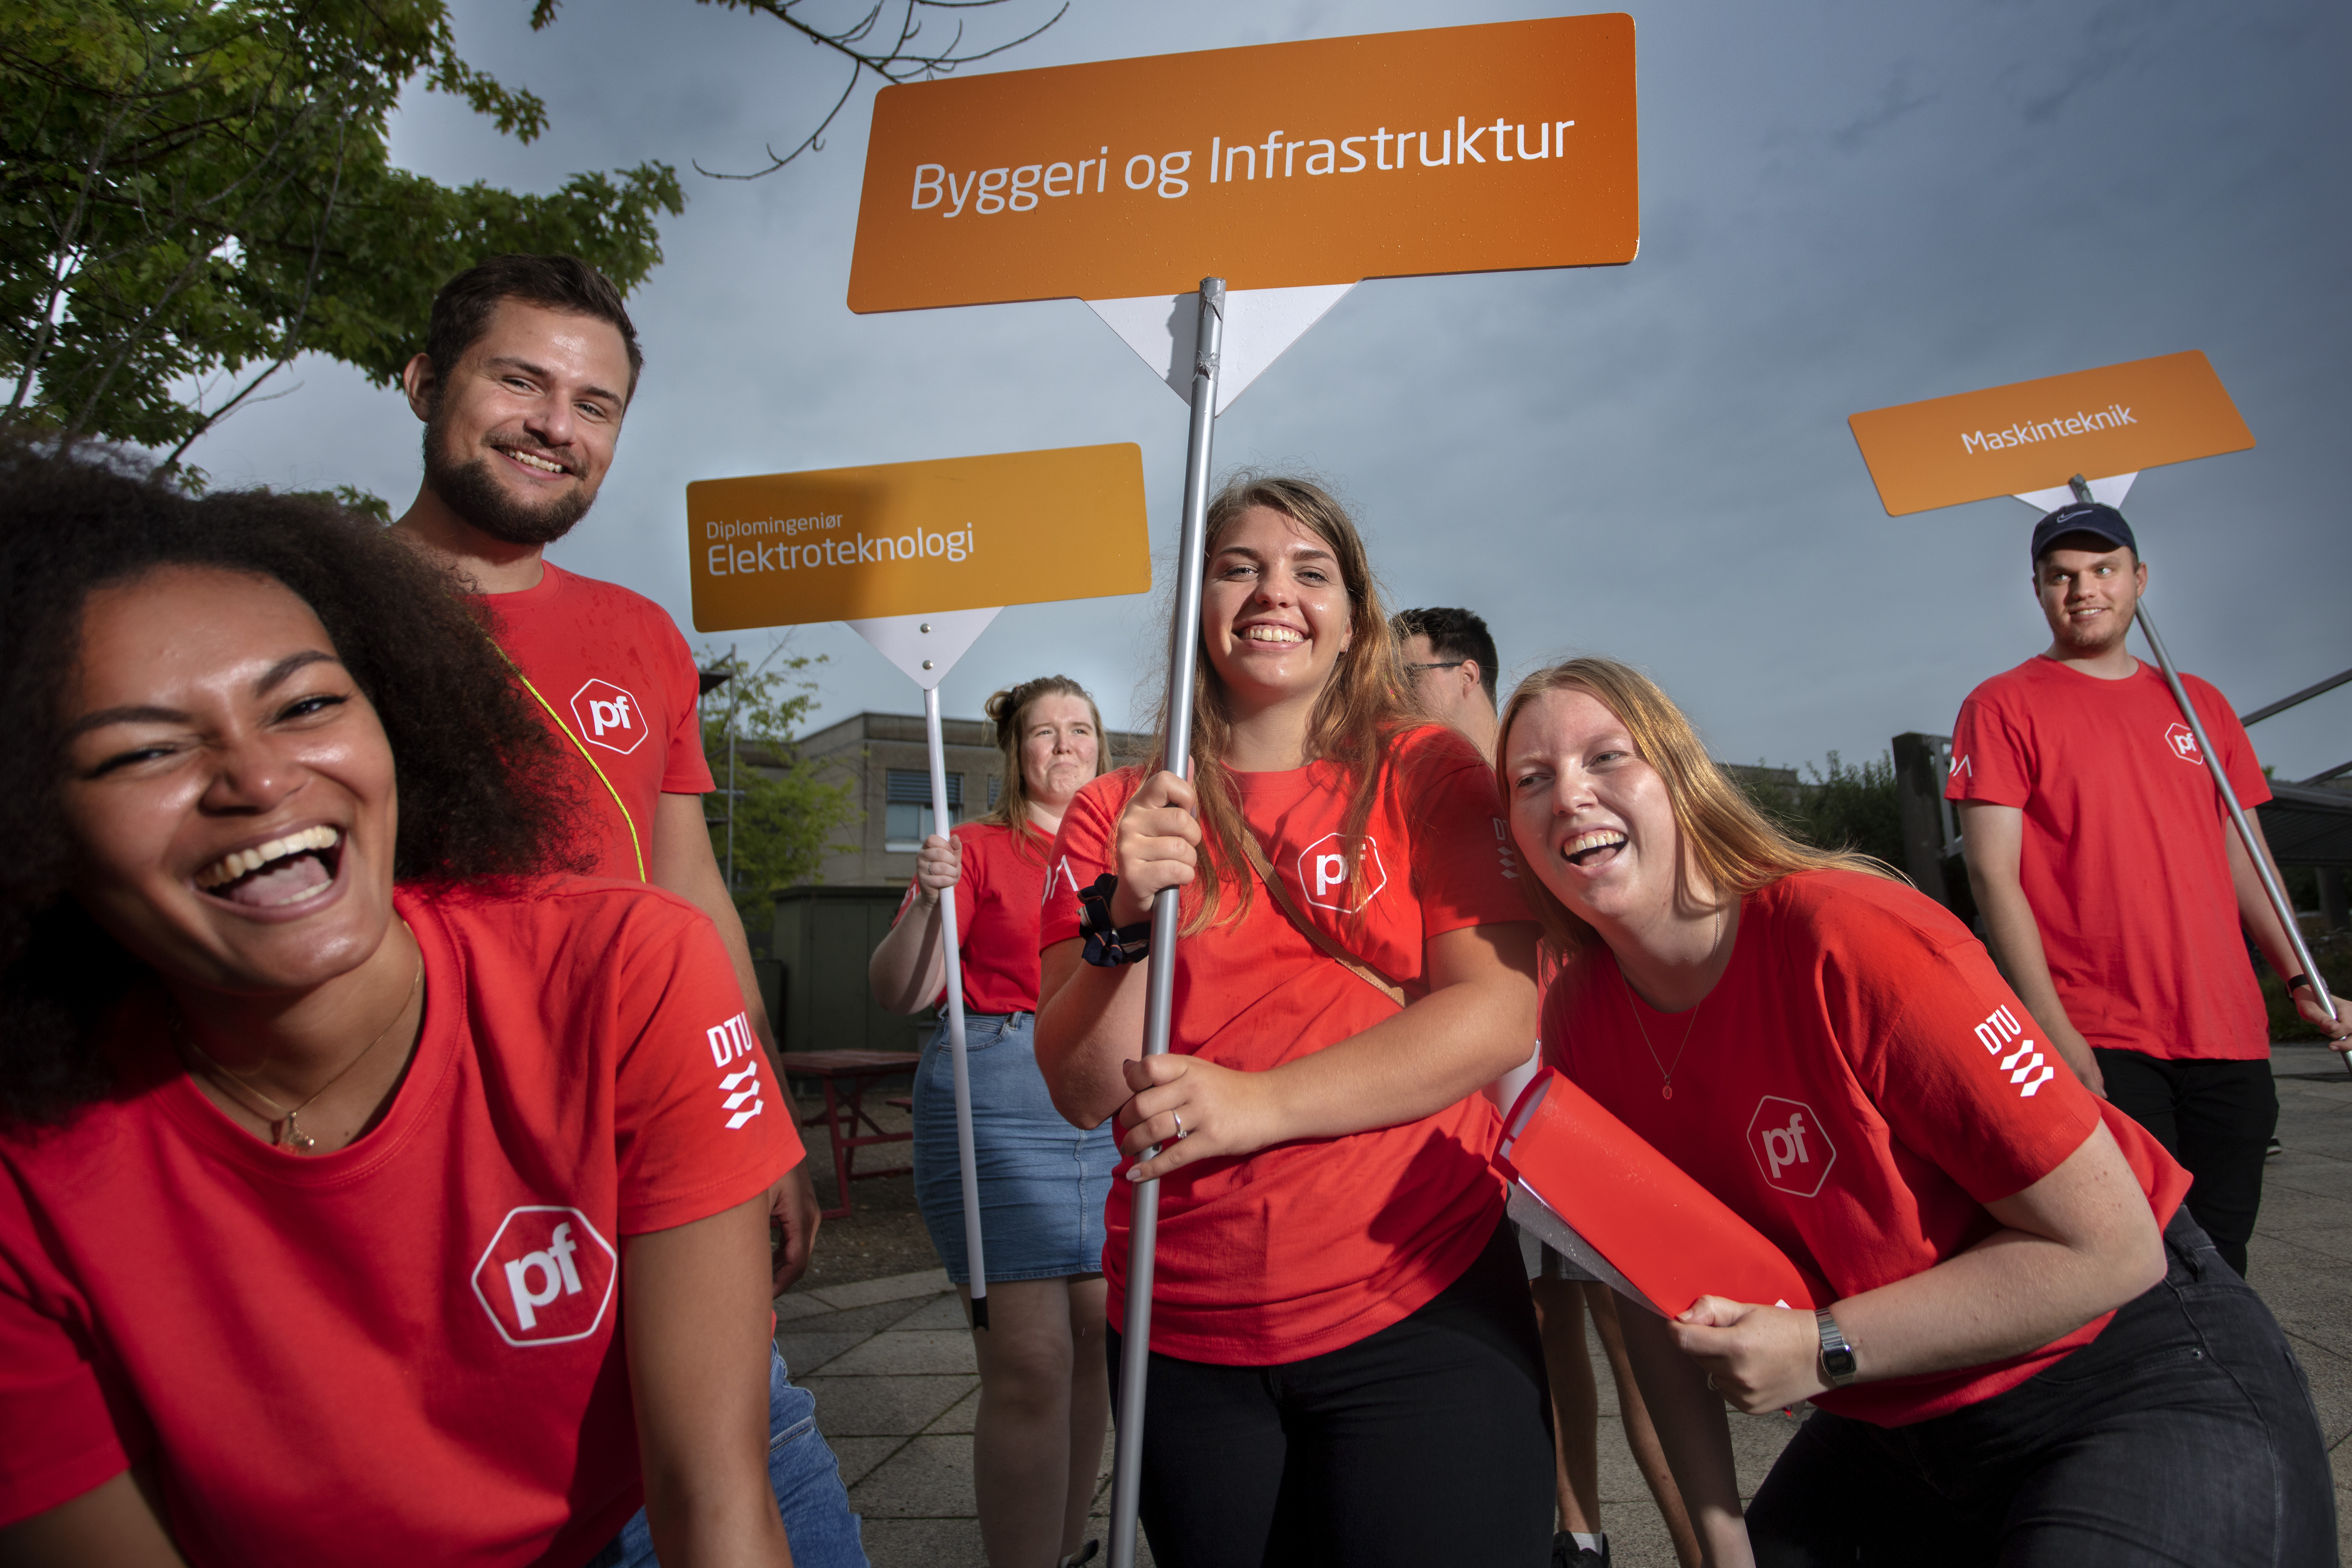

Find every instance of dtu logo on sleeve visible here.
[1294,833,1388,913]
[1973,1005,2056,1097]
[707,1011,764,1130]
[1492,818,1518,881]
[471,1206,618,1347]
[1747,1097,1837,1198]
[2164,723,2205,766]
[569,679,648,755]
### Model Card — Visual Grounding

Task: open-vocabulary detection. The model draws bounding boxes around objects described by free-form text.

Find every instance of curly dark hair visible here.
[0,443,584,1126]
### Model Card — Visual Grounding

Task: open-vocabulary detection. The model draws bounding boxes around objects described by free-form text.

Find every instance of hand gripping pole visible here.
[2063,476,2338,1032]
[925,685,990,1329]
[1106,277,1224,1568]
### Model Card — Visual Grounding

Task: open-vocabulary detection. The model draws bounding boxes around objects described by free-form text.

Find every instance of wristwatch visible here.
[1815,1308,1858,1388]
[1078,875,1152,968]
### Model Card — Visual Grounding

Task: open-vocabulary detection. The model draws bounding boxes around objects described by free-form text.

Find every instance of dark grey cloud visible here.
[189,0,2352,778]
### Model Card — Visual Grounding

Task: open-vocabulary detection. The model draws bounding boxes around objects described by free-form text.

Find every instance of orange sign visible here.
[685,444,1149,632]
[1849,351,2255,516]
[848,14,1638,311]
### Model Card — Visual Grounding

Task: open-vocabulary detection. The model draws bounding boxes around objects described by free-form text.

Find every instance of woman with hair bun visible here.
[1498,655,2331,1566]
[1034,475,1553,1566]
[868,675,1119,1568]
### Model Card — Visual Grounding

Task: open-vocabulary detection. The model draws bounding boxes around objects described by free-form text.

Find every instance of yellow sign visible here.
[1848,351,2256,516]
[685,443,1150,631]
[848,14,1639,311]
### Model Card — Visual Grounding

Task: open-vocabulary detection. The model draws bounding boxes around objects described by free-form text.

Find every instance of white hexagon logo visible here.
[471,1205,618,1348]
[569,679,648,755]
[1746,1097,1836,1198]
[1294,833,1388,913]
[2164,722,2204,766]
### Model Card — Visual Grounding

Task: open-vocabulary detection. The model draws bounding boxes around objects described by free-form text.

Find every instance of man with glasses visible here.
[1396,606,1502,758]
[1393,606,1697,1568]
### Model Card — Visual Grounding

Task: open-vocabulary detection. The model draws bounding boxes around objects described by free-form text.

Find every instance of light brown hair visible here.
[980,675,1107,859]
[1151,473,1417,932]
[1495,657,1896,959]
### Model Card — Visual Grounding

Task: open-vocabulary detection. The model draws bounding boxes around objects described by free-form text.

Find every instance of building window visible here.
[885,769,962,850]
[988,775,1002,808]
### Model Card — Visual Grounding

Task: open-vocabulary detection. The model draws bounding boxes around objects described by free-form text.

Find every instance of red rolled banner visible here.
[1496,1067,1815,1316]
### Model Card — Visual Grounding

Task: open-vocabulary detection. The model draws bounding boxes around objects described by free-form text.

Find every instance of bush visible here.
[2259,930,2352,1042]
[1732,750,1905,868]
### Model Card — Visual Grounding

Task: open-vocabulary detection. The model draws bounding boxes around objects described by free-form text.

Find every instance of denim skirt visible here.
[911,1011,1119,1284]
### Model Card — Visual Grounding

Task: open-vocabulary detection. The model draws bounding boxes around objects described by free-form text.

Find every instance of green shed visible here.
[770,886,936,1055]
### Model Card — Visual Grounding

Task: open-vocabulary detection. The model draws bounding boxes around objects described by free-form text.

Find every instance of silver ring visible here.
[1705,1373,1718,1392]
[1173,1111,1188,1141]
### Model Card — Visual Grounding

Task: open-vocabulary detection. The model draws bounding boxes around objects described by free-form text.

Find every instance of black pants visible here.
[2095,1048,2277,1277]
[1746,1211,2333,1566]
[1106,1216,1554,1568]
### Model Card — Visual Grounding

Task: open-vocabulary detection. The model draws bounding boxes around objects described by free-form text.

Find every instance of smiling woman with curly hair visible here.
[0,446,833,1568]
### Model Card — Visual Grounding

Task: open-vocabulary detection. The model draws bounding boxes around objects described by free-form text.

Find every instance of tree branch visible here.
[583,0,1064,180]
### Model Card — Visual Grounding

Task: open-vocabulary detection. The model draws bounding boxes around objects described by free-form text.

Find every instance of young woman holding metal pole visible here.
[1498,656,2332,1566]
[1033,474,1553,1566]
[869,676,1119,1568]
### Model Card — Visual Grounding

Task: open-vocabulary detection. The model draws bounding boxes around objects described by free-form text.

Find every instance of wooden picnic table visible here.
[780,1050,922,1220]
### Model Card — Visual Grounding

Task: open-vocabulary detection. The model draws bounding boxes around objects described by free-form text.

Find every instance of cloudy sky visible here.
[190,0,2352,781]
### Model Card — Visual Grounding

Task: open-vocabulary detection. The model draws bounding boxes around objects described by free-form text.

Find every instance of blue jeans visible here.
[586,1346,866,1567]
[1746,1211,2333,1566]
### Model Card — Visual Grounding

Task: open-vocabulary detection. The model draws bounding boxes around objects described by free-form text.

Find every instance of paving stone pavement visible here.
[780,1043,2352,1567]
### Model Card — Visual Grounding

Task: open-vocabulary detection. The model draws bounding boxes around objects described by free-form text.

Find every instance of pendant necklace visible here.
[176,933,422,1152]
[1626,904,1723,1101]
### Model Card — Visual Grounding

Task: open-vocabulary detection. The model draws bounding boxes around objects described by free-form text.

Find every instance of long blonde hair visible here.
[1151,473,1417,933]
[1495,658,1898,959]
[978,675,1107,862]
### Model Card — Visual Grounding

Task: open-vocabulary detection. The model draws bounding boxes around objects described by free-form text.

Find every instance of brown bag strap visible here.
[1237,830,1410,1009]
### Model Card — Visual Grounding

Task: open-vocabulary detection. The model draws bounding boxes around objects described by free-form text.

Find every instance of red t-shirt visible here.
[483,561,715,881]
[1040,724,1532,1364]
[892,821,1053,1015]
[0,880,802,1561]
[1947,656,2271,1060]
[1543,870,2189,1426]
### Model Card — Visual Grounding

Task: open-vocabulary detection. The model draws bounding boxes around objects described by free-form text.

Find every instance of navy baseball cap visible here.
[2030,501,2137,562]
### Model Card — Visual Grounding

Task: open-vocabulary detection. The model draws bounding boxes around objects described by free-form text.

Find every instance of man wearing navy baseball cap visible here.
[1942,502,2347,1278]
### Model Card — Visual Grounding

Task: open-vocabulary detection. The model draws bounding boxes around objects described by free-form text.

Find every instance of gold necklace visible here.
[176,938,423,1152]
[1625,905,1723,1101]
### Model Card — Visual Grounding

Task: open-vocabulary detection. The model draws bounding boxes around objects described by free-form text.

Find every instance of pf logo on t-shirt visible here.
[570,678,648,755]
[471,1205,619,1348]
[1294,833,1388,913]
[2164,722,2205,766]
[1747,1097,1837,1198]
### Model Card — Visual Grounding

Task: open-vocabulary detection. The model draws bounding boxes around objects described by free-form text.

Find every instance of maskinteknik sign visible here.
[1847,350,2255,517]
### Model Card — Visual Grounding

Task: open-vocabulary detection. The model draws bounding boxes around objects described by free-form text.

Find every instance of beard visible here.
[421,410,597,546]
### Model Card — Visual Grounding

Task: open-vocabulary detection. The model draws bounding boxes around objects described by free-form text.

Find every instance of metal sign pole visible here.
[1107,276,1224,1568]
[924,684,990,1329]
[2064,476,2338,1024]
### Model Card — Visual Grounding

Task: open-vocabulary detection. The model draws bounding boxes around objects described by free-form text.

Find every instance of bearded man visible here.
[390,254,867,1566]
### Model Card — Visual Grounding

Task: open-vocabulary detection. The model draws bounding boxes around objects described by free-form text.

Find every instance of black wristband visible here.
[2288,974,2314,993]
[1078,874,1152,967]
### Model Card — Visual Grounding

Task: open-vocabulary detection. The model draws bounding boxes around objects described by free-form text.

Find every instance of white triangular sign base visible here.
[2013,472,2138,513]
[1086,284,1356,416]
[846,606,1003,691]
